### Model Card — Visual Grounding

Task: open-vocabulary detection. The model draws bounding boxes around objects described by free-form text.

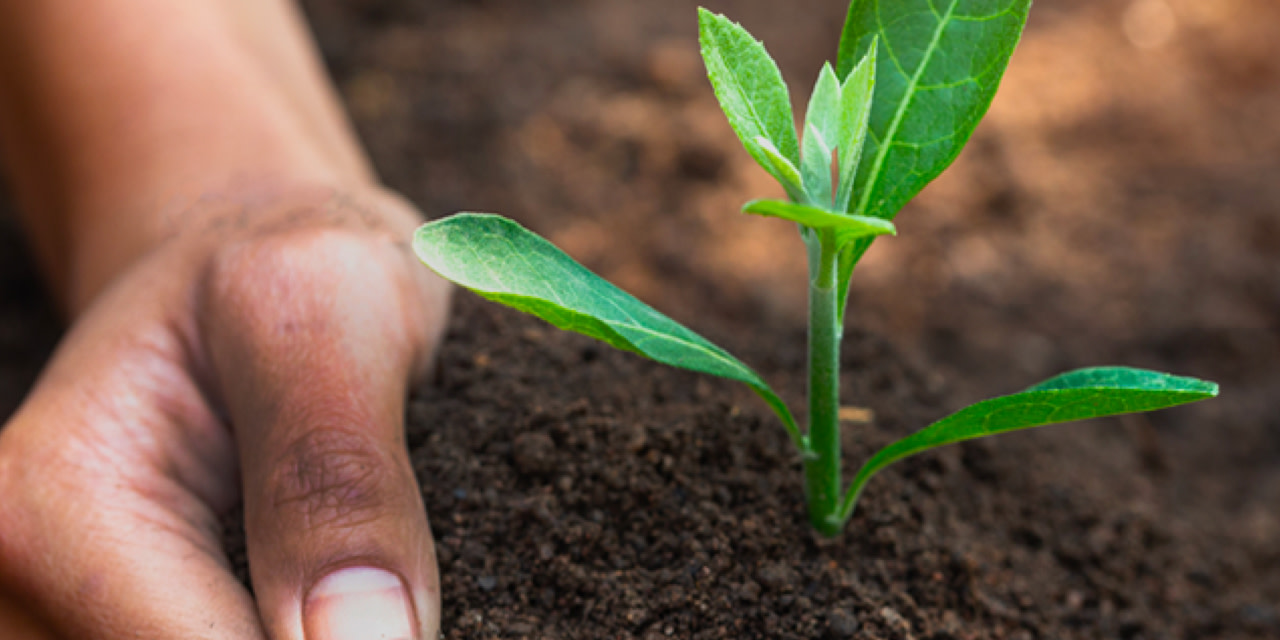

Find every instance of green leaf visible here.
[699,8,801,189]
[836,367,1219,523]
[830,43,880,324]
[800,63,842,207]
[414,213,804,450]
[836,0,1031,221]
[742,199,896,247]
[751,136,806,203]
[800,48,877,213]
[834,42,876,213]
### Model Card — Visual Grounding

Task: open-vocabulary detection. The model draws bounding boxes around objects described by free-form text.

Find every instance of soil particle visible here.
[877,606,911,638]
[512,431,557,475]
[826,609,859,638]
[757,561,800,592]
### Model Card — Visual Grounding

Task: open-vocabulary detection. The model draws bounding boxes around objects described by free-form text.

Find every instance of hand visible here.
[0,184,450,639]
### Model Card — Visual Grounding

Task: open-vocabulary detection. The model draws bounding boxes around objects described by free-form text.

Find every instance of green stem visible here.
[803,229,843,537]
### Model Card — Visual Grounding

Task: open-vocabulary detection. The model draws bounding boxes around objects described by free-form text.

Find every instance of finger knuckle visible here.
[264,427,399,530]
[198,224,416,339]
[204,224,384,302]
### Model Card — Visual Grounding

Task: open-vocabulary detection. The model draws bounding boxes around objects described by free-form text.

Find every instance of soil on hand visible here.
[3,0,1277,638]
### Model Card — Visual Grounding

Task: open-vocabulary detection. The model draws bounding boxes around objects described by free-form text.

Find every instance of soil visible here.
[3,0,1279,638]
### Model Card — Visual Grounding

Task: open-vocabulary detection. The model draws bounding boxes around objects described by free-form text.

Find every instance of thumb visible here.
[200,227,445,640]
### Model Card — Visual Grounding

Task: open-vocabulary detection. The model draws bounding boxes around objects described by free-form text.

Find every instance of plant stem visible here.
[804,230,844,537]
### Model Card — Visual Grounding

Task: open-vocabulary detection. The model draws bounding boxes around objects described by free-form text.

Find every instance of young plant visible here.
[412,1,1218,536]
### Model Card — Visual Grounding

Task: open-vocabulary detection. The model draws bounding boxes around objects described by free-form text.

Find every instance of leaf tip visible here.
[819,60,838,81]
[696,6,726,35]
[1200,379,1221,398]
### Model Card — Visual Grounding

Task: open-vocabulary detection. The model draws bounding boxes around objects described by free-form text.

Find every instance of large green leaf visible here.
[414,213,803,449]
[741,199,896,247]
[835,367,1219,523]
[699,8,801,191]
[836,0,1031,222]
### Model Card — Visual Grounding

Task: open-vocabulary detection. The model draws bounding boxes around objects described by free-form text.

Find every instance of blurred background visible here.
[2,0,1277,626]
[300,0,1279,366]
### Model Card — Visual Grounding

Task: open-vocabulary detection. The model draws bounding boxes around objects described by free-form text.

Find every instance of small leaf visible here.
[830,43,880,323]
[742,199,895,246]
[699,8,801,188]
[834,42,876,213]
[800,63,842,206]
[837,367,1219,522]
[751,137,806,203]
[414,213,804,450]
[837,0,1032,221]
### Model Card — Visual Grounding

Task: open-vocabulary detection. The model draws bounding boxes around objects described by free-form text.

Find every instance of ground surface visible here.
[2,0,1278,638]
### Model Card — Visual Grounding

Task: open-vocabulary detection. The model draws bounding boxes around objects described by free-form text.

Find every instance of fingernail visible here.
[305,567,416,640]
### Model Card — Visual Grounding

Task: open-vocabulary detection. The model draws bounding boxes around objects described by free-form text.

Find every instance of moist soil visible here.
[402,292,1268,640]
[4,0,1280,638]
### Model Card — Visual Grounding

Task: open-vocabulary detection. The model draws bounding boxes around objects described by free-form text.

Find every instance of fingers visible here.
[0,267,265,639]
[199,225,445,640]
[0,423,264,640]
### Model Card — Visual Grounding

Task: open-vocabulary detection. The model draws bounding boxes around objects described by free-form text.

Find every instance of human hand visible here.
[0,184,450,639]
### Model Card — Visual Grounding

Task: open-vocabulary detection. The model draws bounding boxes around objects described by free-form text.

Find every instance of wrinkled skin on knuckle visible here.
[260,426,399,532]
[192,196,449,377]
[203,223,393,308]
[199,222,424,347]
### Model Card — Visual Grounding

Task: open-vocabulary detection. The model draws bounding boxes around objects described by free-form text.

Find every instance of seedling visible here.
[413,1,1218,536]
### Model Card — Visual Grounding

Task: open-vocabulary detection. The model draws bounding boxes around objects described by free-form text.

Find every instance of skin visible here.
[0,1,451,638]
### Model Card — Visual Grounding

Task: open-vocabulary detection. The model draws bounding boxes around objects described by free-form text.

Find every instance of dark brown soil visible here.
[407,292,1269,640]
[4,0,1279,638]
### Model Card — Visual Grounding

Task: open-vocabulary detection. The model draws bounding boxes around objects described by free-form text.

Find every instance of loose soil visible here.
[3,0,1279,638]
[402,292,1270,639]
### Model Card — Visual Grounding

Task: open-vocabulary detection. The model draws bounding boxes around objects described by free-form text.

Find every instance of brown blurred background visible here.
[303,0,1279,356]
